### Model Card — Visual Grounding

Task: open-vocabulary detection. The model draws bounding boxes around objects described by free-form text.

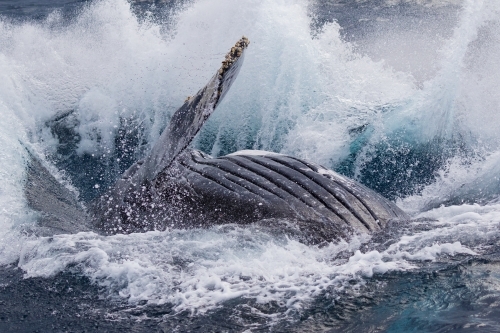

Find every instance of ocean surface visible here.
[1,0,500,331]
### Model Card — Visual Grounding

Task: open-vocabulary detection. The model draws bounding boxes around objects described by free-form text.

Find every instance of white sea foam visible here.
[17,200,497,315]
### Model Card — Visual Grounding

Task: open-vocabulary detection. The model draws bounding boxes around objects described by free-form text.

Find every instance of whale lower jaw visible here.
[23,145,408,244]
[90,149,408,244]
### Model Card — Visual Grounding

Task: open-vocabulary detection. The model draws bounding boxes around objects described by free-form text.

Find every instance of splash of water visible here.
[1,0,500,321]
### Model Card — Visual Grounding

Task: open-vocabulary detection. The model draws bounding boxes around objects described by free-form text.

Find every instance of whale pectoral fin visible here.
[23,146,91,235]
[139,37,250,184]
[90,38,250,232]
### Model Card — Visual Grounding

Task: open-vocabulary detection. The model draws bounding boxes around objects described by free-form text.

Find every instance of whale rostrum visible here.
[25,37,409,244]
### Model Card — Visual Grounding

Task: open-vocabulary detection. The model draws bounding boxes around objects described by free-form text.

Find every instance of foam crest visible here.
[280,22,416,166]
[333,0,500,201]
[400,151,500,212]
[190,1,417,163]
[17,206,493,316]
[15,227,394,313]
[387,0,500,143]
[0,0,209,157]
[0,50,38,264]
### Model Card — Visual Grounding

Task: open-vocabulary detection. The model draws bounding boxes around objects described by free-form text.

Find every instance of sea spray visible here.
[1,0,500,324]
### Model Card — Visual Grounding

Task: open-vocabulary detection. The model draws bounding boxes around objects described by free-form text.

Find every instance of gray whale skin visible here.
[25,37,408,245]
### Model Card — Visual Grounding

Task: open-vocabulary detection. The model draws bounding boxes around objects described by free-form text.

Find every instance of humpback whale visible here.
[25,37,408,244]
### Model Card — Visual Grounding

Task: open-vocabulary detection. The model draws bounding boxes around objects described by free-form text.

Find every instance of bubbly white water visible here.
[16,216,486,314]
[1,0,500,319]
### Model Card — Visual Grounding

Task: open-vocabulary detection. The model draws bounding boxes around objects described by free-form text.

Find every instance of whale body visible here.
[24,37,408,244]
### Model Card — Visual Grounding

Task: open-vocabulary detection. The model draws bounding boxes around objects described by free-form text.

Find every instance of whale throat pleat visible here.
[140,38,249,184]
[233,155,372,232]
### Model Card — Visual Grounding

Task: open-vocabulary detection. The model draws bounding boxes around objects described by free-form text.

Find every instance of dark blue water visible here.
[2,0,500,332]
[0,0,86,19]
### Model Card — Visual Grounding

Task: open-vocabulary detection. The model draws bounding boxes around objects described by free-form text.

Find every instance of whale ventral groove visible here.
[25,36,409,244]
